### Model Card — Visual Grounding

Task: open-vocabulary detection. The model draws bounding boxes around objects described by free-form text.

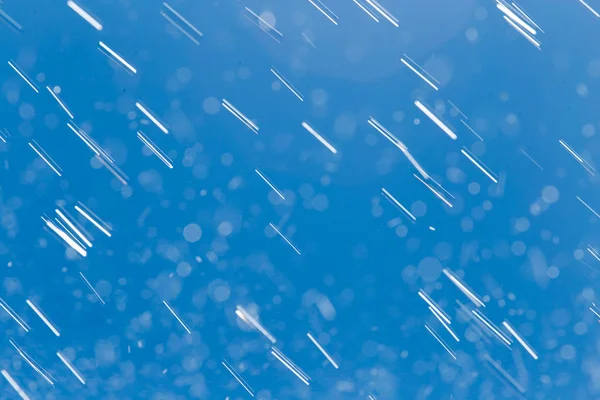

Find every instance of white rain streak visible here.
[428,307,460,342]
[460,119,483,141]
[0,128,9,143]
[10,340,55,385]
[413,174,454,208]
[302,32,317,48]
[400,56,439,90]
[1,370,31,400]
[588,246,600,262]
[222,360,255,397]
[461,148,498,183]
[367,117,406,151]
[98,41,137,74]
[62,207,94,239]
[414,100,458,140]
[46,86,75,119]
[67,122,114,161]
[471,310,508,345]
[54,216,87,252]
[160,11,199,45]
[483,354,526,394]
[162,3,203,45]
[271,347,311,385]
[7,60,39,93]
[46,216,81,250]
[57,352,86,385]
[29,141,62,177]
[0,297,30,332]
[222,99,259,133]
[53,221,87,256]
[43,216,87,257]
[368,117,430,179]
[580,0,600,17]
[255,169,285,200]
[79,272,106,305]
[271,68,304,101]
[512,2,544,31]
[0,9,23,31]
[503,15,541,48]
[429,176,456,200]
[502,321,538,360]
[307,0,339,25]
[244,7,283,42]
[163,300,192,334]
[269,222,302,255]
[591,303,600,319]
[301,122,338,154]
[520,148,543,170]
[496,0,541,48]
[26,299,61,337]
[97,154,125,180]
[353,0,380,22]
[66,1,103,31]
[577,258,598,274]
[364,0,399,27]
[448,100,468,120]
[497,1,536,35]
[402,150,430,179]
[576,196,600,219]
[559,139,585,163]
[75,203,112,237]
[442,269,485,307]
[418,290,451,324]
[425,324,457,359]
[136,102,169,134]
[56,209,93,248]
[512,2,544,33]
[307,332,339,369]
[381,188,417,222]
[93,153,130,185]
[235,305,277,343]
[472,309,512,346]
[137,131,174,169]
[559,139,595,174]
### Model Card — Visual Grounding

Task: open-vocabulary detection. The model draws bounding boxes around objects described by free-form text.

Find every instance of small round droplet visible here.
[183,223,202,243]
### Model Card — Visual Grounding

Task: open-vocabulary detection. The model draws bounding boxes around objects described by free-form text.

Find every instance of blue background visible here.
[0,0,599,398]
